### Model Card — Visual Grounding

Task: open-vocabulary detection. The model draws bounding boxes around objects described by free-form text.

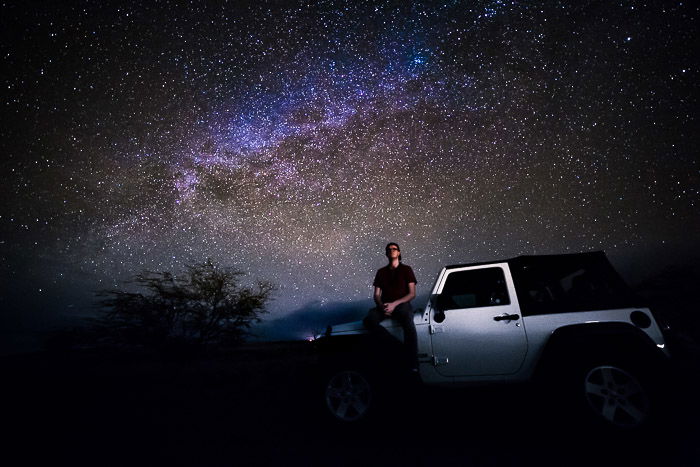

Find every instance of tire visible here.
[565,355,670,432]
[323,368,375,423]
[538,352,665,432]
[580,364,653,429]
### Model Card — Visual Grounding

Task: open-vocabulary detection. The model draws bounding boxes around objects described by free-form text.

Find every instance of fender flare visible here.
[533,322,667,379]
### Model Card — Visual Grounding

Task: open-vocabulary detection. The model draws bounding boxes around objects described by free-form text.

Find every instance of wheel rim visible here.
[325,370,372,422]
[583,365,651,428]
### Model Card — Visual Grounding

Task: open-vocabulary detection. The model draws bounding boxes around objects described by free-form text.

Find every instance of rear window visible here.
[510,254,641,316]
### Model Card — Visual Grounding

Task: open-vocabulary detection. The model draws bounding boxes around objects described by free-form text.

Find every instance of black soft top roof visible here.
[445,251,610,271]
[445,251,643,314]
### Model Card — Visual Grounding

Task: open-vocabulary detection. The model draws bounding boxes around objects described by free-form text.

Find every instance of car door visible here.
[429,263,527,377]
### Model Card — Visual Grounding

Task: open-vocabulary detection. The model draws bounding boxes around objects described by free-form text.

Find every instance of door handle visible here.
[494,313,520,321]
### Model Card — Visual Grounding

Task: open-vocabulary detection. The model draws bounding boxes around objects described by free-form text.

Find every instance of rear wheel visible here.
[582,365,652,429]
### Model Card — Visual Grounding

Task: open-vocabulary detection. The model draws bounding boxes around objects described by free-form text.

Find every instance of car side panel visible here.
[511,307,668,382]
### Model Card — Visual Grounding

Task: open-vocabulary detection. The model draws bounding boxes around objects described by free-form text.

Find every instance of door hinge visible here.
[429,325,446,334]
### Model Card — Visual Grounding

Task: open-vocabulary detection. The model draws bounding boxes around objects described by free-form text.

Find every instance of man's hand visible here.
[383,301,397,316]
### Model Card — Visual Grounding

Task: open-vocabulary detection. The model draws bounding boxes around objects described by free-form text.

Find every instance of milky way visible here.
[1,1,698,343]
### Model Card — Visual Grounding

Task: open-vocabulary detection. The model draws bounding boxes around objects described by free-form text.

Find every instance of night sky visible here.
[1,1,697,351]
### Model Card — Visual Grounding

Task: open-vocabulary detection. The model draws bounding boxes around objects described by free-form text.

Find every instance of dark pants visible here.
[363,302,417,369]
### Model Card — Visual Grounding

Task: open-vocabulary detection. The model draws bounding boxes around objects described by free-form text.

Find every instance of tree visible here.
[96,259,274,349]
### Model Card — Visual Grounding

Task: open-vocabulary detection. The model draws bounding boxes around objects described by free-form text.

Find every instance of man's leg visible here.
[363,306,386,331]
[393,302,418,370]
[363,307,399,351]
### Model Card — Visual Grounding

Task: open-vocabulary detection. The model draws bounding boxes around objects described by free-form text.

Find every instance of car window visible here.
[441,267,510,310]
[512,256,641,316]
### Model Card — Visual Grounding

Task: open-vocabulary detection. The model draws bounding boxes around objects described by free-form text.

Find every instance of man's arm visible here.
[373,286,383,308]
[383,282,416,315]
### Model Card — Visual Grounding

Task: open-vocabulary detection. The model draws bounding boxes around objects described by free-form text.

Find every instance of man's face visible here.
[386,245,400,260]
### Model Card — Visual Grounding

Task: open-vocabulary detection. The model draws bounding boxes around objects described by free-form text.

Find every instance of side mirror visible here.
[431,293,454,311]
[430,294,444,311]
[430,294,449,323]
[434,310,446,323]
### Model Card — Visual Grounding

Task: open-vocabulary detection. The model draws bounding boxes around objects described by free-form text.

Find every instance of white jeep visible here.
[316,251,670,429]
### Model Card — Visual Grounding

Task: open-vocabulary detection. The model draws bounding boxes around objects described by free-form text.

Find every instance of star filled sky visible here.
[1,0,697,348]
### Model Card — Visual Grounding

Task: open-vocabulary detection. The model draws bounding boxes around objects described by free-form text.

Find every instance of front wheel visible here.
[324,369,373,423]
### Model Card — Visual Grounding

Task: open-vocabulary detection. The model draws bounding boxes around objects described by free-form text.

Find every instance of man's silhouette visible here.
[363,242,418,371]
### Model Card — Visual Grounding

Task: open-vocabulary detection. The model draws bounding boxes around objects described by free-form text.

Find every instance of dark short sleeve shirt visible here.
[373,263,417,303]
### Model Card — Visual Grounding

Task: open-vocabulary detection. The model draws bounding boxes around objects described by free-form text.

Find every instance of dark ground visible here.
[3,338,700,467]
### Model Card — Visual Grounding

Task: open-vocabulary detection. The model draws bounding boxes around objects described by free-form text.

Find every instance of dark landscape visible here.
[4,333,700,467]
[2,2,698,465]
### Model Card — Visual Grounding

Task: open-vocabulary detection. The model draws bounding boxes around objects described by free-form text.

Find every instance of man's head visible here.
[385,242,401,261]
